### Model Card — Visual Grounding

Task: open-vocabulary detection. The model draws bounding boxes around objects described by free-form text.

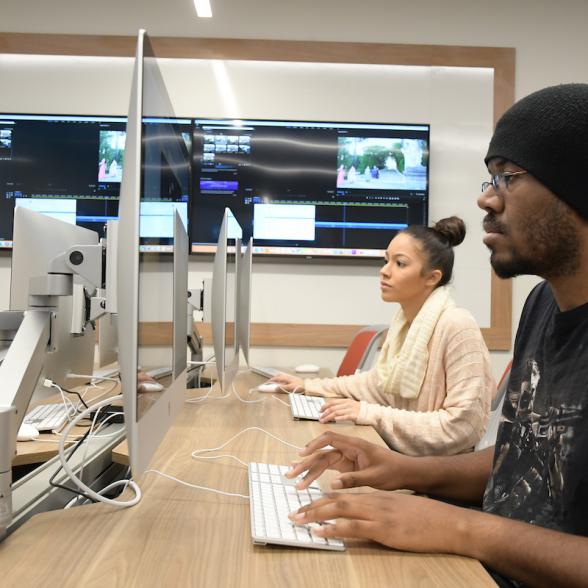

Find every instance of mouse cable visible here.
[50,404,128,501]
[144,469,249,500]
[191,426,304,462]
[47,381,89,410]
[57,395,142,508]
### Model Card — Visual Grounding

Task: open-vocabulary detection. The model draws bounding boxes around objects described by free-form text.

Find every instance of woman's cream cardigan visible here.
[304,307,496,456]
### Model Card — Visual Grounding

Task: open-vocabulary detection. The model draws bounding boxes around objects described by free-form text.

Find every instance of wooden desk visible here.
[0,370,495,587]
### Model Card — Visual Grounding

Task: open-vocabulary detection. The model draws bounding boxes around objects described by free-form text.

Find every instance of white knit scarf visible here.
[376,285,455,399]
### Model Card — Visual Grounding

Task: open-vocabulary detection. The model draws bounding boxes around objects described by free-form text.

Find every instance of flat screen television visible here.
[189,118,429,258]
[0,113,190,251]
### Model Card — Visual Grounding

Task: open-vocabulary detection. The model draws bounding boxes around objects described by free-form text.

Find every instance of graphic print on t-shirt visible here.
[485,357,583,528]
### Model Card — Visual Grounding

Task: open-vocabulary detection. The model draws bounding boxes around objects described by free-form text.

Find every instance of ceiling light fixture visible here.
[194,0,212,18]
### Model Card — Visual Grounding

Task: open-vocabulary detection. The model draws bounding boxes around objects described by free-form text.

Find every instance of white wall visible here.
[3,0,588,381]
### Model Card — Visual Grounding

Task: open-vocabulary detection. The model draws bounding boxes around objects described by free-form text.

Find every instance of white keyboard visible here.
[250,366,280,379]
[289,394,325,421]
[248,462,345,551]
[146,366,172,379]
[24,403,71,431]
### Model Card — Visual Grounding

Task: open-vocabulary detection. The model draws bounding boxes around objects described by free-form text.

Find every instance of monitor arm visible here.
[28,243,108,332]
[0,241,109,539]
[0,310,51,539]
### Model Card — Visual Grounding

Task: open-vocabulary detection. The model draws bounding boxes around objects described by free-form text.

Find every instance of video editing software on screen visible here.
[0,114,429,258]
[190,119,429,258]
[0,114,190,251]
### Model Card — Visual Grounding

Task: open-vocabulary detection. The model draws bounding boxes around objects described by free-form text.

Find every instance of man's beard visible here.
[484,200,581,279]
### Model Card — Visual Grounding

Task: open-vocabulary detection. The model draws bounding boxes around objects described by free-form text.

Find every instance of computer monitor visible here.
[9,206,98,388]
[190,118,429,258]
[117,30,188,477]
[211,208,240,393]
[236,237,253,366]
[0,112,191,252]
[97,314,118,369]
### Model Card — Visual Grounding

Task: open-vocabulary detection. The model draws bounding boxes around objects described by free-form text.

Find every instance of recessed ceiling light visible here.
[194,0,212,18]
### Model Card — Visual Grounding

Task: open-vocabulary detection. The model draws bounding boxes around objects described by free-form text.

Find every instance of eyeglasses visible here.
[481,171,528,193]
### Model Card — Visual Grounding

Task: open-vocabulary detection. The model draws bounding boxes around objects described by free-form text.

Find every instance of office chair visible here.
[336,325,388,377]
[475,360,512,451]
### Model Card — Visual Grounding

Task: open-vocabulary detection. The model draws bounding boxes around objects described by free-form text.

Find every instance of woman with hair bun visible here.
[272,216,495,456]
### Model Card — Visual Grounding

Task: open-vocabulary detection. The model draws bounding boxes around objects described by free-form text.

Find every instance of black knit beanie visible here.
[485,83,588,219]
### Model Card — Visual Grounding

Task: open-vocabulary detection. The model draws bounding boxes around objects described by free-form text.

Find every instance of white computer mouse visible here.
[294,364,320,374]
[257,382,280,393]
[17,423,40,442]
[139,381,164,393]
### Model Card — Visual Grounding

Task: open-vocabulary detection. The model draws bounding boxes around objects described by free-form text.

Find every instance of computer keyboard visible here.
[146,366,172,379]
[250,366,280,379]
[289,394,325,421]
[24,403,71,431]
[248,462,345,551]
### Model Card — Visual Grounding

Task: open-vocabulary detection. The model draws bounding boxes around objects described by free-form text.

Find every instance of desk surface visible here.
[1,370,495,587]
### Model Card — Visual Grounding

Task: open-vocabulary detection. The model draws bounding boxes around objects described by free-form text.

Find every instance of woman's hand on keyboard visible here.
[288,491,468,555]
[269,373,305,393]
[319,398,360,423]
[286,431,414,492]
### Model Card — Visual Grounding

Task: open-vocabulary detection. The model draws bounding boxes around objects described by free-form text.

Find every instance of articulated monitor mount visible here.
[0,241,106,539]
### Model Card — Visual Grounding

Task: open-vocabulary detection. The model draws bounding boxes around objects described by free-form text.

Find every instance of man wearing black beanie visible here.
[286,83,588,588]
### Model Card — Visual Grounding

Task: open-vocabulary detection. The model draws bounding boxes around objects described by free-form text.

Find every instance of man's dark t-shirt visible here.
[483,281,588,584]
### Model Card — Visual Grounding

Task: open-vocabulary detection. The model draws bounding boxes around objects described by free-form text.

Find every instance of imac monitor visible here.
[211,208,239,393]
[236,237,253,366]
[9,206,98,388]
[97,314,118,368]
[190,118,429,258]
[117,30,188,477]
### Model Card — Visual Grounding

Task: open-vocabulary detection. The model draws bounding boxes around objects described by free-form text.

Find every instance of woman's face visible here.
[379,232,439,304]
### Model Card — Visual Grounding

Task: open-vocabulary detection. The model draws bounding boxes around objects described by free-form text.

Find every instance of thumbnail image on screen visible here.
[190,118,429,258]
[336,137,428,191]
[98,130,125,183]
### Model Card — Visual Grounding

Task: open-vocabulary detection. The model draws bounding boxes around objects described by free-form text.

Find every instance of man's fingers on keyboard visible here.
[291,494,374,526]
[291,451,341,487]
[289,495,335,521]
[300,431,353,456]
[332,469,375,489]
[296,458,332,489]
[312,519,377,541]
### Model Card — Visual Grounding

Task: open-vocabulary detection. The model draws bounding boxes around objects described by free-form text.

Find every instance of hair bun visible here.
[433,216,466,247]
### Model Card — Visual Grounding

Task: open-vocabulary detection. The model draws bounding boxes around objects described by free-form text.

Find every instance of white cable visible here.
[64,479,133,509]
[58,394,141,508]
[145,469,249,500]
[64,495,81,509]
[32,437,82,443]
[78,403,104,482]
[191,426,304,459]
[187,360,217,366]
[68,373,120,383]
[272,395,290,407]
[191,453,248,468]
[186,386,231,403]
[234,383,265,404]
[49,382,77,418]
[78,379,119,410]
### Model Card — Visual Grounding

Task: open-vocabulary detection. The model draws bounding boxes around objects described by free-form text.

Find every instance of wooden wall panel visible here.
[1,33,515,350]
